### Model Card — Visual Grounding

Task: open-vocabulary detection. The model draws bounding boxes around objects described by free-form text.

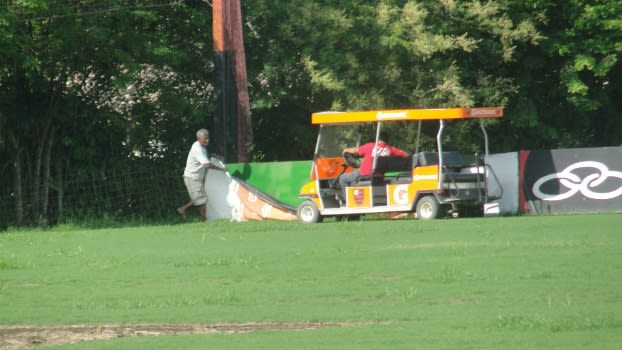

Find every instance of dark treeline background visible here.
[1,0,621,226]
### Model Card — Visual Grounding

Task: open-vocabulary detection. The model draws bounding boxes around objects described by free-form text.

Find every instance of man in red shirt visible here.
[338,132,408,203]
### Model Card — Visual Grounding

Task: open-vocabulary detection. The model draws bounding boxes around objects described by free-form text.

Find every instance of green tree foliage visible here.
[245,0,620,153]
[245,0,543,153]
[0,0,214,225]
[498,0,622,149]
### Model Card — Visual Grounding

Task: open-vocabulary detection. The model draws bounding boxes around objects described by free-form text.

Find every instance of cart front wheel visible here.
[297,200,323,223]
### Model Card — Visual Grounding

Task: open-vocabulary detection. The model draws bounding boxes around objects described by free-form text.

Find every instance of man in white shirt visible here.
[178,129,226,219]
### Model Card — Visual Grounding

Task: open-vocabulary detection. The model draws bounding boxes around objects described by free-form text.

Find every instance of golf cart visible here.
[296,107,504,223]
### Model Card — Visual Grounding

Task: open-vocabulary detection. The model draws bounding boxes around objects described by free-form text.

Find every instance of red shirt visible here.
[357,141,408,176]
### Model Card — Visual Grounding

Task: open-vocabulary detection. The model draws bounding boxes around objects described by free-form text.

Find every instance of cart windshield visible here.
[316,123,375,158]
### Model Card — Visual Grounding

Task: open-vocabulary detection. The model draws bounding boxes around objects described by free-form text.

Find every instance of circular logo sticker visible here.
[392,185,409,205]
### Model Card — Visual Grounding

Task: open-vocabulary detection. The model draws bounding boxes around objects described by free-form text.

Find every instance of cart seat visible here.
[355,156,412,186]
[415,151,464,167]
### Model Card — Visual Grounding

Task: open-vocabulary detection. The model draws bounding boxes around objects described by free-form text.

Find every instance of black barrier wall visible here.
[520,147,622,214]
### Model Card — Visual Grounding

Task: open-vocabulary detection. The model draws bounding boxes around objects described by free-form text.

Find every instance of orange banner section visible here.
[229,180,297,221]
[312,107,503,125]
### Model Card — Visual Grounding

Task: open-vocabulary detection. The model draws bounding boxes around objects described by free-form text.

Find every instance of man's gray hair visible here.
[196,129,209,139]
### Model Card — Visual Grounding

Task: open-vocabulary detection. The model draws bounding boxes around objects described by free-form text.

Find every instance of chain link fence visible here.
[0,163,189,228]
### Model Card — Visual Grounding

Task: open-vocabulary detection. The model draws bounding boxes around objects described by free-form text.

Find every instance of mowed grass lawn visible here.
[1,214,621,349]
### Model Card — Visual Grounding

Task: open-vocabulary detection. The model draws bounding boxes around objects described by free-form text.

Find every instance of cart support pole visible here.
[436,120,445,189]
[372,122,383,172]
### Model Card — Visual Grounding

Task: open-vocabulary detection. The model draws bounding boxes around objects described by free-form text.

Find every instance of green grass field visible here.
[1,214,621,349]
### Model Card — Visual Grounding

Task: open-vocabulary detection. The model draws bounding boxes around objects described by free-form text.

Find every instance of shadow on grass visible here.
[3,213,206,232]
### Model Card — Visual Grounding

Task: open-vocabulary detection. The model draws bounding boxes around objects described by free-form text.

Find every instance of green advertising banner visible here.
[227,161,313,207]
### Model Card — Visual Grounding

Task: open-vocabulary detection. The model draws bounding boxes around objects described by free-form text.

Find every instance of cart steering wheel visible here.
[329,152,360,189]
[342,152,360,169]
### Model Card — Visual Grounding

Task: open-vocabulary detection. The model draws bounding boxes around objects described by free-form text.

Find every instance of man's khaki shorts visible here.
[183,177,208,206]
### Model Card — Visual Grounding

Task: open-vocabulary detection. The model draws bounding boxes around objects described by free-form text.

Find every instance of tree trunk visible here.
[14,153,23,226]
[8,133,23,225]
[32,120,51,225]
[32,145,42,224]
[41,126,56,225]
[55,155,65,223]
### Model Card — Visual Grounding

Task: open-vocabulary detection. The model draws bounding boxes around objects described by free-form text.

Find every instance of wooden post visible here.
[212,0,251,163]
[229,0,251,163]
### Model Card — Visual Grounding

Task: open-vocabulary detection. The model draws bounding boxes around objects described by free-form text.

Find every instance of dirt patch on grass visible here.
[0,322,369,349]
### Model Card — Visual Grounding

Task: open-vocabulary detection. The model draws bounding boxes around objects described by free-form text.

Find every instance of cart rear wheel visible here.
[297,200,323,223]
[416,196,440,220]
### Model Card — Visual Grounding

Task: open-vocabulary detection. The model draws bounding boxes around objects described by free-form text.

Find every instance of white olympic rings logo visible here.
[532,161,622,201]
